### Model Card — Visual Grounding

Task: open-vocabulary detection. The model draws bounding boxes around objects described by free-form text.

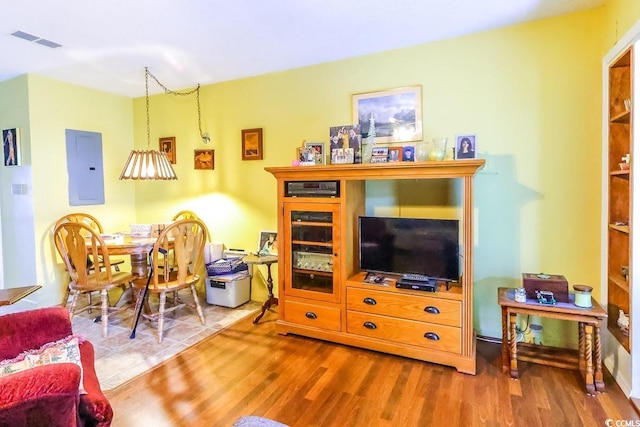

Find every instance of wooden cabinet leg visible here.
[584,324,595,395]
[502,306,509,373]
[509,312,519,379]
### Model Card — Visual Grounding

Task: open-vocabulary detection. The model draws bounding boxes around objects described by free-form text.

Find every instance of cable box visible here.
[396,280,437,292]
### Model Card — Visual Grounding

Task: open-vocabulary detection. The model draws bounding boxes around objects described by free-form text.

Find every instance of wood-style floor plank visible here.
[106,309,640,426]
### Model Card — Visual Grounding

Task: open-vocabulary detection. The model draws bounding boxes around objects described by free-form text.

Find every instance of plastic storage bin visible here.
[206,273,250,308]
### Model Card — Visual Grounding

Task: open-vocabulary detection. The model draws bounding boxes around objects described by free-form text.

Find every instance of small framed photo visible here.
[388,147,402,162]
[455,135,476,159]
[371,146,388,157]
[402,146,415,162]
[3,128,20,166]
[242,128,263,160]
[304,141,326,165]
[258,230,278,255]
[329,124,361,157]
[331,148,354,165]
[159,136,176,164]
[370,156,388,163]
[194,149,214,170]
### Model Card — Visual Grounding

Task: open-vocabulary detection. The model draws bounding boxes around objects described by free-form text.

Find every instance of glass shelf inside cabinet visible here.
[290,210,334,294]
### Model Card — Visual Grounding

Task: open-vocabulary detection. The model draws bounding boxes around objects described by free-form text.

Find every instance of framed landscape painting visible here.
[352,86,422,144]
[242,128,263,160]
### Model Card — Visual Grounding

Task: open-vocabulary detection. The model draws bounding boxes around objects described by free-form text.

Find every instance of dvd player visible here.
[285,180,340,197]
[396,280,438,292]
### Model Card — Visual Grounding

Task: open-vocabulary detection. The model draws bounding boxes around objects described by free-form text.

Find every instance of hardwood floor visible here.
[107,308,639,427]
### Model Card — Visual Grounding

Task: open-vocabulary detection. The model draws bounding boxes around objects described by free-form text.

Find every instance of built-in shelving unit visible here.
[606,47,632,352]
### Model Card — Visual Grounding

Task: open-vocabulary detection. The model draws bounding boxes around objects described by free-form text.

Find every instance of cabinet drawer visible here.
[347,287,461,327]
[347,311,461,354]
[284,300,341,331]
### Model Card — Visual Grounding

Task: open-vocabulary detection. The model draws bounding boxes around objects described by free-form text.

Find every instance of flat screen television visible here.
[358,216,459,281]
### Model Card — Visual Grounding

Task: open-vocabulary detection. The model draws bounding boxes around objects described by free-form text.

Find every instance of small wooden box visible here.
[522,273,569,303]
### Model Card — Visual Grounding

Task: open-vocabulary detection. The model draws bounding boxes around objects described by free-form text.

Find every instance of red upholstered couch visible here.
[0,306,113,427]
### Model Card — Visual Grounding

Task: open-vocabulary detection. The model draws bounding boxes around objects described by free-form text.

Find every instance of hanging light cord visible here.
[145,67,209,143]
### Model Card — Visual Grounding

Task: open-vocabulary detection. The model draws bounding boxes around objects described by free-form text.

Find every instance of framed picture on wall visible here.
[159,136,176,164]
[242,128,263,160]
[352,86,422,144]
[194,149,214,170]
[3,128,20,166]
[454,135,476,159]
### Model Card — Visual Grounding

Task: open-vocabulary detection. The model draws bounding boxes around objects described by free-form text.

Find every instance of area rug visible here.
[70,294,261,390]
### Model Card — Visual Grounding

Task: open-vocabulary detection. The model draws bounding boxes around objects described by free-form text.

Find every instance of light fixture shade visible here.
[119,150,178,180]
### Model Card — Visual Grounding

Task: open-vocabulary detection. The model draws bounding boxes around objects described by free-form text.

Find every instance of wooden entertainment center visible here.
[266,160,485,374]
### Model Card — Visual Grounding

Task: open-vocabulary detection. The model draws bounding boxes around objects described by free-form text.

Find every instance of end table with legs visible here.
[243,254,278,324]
[497,287,607,395]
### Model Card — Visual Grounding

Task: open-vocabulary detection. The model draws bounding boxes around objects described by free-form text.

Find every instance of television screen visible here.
[358,216,459,281]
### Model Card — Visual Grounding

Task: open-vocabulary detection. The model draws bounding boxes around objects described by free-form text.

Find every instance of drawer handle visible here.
[305,312,318,320]
[363,321,377,330]
[424,306,440,315]
[424,332,440,341]
[363,297,377,305]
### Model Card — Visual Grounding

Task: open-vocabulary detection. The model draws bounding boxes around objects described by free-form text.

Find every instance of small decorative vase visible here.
[428,138,448,161]
[416,142,429,162]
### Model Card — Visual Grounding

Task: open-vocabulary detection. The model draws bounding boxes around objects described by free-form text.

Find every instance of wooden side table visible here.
[497,287,607,395]
[0,285,41,306]
[243,254,278,324]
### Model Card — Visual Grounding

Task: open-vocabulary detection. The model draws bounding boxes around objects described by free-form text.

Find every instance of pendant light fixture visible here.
[120,67,206,180]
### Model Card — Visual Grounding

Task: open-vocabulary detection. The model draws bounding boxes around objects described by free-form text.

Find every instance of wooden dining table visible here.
[92,234,173,315]
[98,235,160,279]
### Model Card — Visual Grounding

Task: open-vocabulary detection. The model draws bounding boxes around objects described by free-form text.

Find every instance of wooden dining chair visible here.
[131,218,207,343]
[172,210,199,221]
[54,222,138,337]
[55,213,126,271]
[172,210,211,241]
[55,213,126,308]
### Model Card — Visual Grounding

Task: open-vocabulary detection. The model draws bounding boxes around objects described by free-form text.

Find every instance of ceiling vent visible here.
[11,30,61,48]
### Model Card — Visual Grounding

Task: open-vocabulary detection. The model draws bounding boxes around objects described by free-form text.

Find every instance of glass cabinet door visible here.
[284,202,340,303]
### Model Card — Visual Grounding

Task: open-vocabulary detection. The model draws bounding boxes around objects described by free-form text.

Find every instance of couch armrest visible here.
[0,363,81,427]
[78,340,113,427]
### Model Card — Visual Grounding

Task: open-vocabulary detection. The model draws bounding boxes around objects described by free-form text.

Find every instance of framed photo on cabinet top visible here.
[455,135,476,159]
[352,85,422,144]
[3,128,20,166]
[402,146,415,162]
[303,141,326,165]
[388,147,402,162]
[242,128,263,160]
[159,136,176,164]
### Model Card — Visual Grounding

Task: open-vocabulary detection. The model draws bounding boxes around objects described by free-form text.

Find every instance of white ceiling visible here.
[0,0,605,98]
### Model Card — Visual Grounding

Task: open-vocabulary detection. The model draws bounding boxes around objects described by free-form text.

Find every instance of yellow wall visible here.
[27,76,135,306]
[130,8,611,341]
